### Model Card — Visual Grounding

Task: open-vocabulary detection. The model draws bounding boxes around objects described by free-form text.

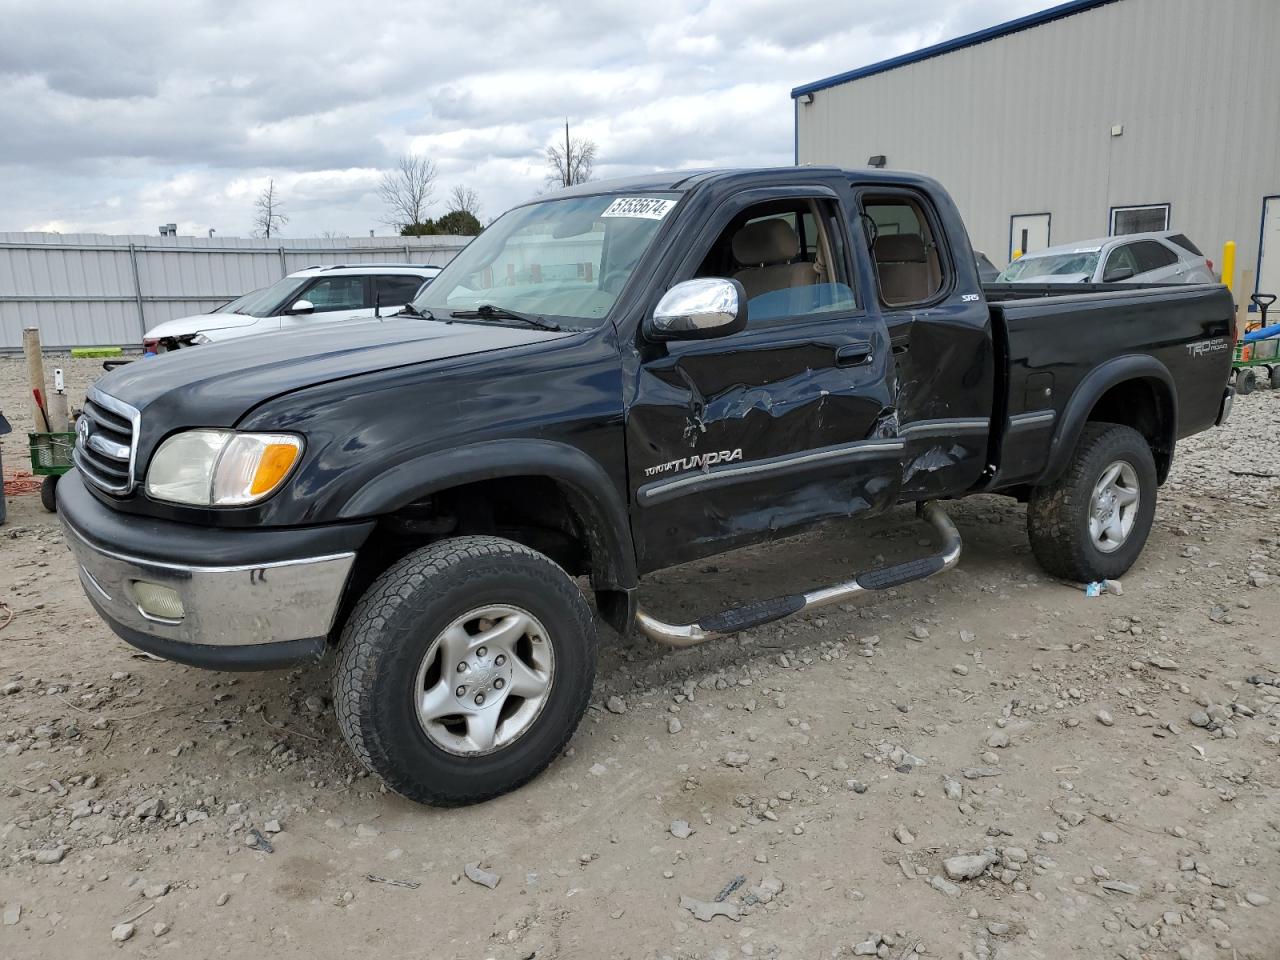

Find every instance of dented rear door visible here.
[625,186,900,572]
[850,182,996,501]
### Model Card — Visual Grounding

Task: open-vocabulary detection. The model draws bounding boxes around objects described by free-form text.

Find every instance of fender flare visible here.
[337,438,637,590]
[1039,355,1178,485]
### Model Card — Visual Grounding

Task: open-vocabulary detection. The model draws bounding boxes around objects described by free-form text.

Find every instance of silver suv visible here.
[997,231,1215,285]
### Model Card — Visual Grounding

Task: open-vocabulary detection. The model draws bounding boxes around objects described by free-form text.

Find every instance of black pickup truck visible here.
[59,167,1236,805]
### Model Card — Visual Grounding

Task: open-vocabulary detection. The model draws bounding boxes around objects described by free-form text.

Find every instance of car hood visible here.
[1005,272,1092,284]
[97,317,572,439]
[144,312,262,339]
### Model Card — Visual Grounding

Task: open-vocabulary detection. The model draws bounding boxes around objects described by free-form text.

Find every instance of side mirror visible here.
[1102,265,1135,283]
[287,299,315,315]
[645,278,747,341]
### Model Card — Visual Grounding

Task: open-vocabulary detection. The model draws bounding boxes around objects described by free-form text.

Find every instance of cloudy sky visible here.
[1,0,1049,238]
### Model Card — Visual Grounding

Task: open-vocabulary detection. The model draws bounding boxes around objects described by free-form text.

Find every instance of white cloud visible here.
[0,0,1050,237]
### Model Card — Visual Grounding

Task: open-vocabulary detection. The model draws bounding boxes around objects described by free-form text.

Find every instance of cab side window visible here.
[301,276,368,313]
[693,198,856,325]
[861,195,946,306]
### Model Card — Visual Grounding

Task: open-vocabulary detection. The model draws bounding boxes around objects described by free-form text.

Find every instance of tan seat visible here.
[874,234,935,304]
[731,219,817,301]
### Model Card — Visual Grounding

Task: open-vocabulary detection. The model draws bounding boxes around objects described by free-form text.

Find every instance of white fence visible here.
[0,233,469,351]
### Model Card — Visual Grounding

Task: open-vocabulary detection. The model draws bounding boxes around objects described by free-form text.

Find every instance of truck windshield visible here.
[412,192,681,328]
[217,276,309,316]
[999,251,1101,282]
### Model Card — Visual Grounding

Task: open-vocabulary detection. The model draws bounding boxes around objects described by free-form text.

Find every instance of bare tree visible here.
[379,154,438,231]
[447,184,482,218]
[252,179,289,238]
[545,122,596,188]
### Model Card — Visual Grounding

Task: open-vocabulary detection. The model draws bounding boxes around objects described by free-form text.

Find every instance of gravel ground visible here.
[2,357,1279,960]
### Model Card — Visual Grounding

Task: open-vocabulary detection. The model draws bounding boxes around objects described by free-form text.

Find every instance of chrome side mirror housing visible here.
[287,299,315,315]
[645,278,747,341]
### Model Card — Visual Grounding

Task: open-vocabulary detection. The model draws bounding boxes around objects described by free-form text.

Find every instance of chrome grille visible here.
[73,389,140,494]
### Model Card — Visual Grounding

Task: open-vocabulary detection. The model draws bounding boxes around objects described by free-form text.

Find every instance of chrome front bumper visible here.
[64,522,356,648]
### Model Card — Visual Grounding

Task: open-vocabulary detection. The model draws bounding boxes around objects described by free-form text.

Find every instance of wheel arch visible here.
[337,439,637,628]
[1040,356,1178,486]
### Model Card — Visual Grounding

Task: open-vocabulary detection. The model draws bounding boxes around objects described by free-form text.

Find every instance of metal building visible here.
[793,0,1280,313]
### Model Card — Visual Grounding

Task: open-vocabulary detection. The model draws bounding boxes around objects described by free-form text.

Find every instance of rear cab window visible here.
[859,193,950,306]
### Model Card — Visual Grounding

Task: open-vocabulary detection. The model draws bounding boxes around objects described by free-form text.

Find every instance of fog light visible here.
[131,581,185,621]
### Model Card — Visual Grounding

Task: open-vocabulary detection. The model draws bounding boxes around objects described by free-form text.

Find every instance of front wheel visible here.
[1236,368,1257,395]
[333,536,596,806]
[1026,423,1157,582]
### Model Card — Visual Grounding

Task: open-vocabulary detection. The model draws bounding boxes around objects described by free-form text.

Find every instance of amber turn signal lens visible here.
[251,443,302,495]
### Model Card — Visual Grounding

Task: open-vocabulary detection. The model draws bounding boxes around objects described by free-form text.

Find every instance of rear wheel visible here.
[1269,366,1280,390]
[1236,368,1257,395]
[333,536,596,806]
[1027,423,1157,582]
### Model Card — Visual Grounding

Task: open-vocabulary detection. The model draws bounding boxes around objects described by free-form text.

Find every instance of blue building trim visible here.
[790,0,1120,99]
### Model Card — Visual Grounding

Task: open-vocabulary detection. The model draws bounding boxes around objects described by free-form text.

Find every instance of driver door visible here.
[625,188,899,571]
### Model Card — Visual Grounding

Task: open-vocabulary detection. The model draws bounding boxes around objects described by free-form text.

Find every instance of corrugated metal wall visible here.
[797,0,1280,298]
[0,234,469,350]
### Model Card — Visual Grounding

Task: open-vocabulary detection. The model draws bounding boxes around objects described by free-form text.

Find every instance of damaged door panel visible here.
[627,320,898,569]
[625,189,897,571]
[851,185,996,499]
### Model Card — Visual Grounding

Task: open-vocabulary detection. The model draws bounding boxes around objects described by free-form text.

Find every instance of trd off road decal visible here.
[644,449,743,477]
[1185,338,1230,358]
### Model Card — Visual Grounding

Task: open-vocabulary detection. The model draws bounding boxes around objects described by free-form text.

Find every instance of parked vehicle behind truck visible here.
[60,167,1236,806]
[141,264,440,352]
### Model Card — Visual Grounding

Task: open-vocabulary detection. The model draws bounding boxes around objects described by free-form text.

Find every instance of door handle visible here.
[835,341,873,366]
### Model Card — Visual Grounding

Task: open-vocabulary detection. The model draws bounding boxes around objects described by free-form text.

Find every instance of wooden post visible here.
[22,327,51,433]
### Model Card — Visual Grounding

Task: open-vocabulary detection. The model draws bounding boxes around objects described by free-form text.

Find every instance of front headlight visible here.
[145,430,303,506]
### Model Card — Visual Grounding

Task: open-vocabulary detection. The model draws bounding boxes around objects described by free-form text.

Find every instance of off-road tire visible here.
[1026,423,1157,582]
[333,536,596,806]
[40,475,58,513]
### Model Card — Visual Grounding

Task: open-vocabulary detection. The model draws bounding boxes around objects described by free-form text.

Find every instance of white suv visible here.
[142,264,442,351]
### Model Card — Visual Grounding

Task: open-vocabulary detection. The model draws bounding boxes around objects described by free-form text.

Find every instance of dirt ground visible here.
[2,357,1279,960]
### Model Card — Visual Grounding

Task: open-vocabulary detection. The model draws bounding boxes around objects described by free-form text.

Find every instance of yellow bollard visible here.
[1012,249,1023,261]
[1221,241,1235,291]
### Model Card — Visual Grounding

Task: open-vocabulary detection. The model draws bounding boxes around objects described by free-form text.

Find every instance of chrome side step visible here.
[635,501,962,648]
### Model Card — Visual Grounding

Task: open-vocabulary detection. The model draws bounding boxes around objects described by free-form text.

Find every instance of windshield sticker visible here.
[601,197,677,220]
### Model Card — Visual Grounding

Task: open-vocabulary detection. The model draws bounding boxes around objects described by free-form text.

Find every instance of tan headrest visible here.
[732,218,800,266]
[875,233,927,263]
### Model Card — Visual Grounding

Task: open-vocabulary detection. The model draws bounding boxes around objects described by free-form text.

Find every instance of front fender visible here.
[338,438,637,589]
[1039,354,1178,485]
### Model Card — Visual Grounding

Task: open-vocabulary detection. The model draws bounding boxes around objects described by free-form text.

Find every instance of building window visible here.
[1111,204,1170,236]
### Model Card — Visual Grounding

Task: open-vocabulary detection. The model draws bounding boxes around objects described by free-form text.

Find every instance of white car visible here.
[996,232,1216,286]
[142,264,441,351]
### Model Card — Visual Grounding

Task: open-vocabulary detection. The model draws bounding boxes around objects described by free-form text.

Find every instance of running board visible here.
[635,501,962,648]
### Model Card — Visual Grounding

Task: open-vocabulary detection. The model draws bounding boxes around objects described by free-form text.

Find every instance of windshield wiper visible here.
[449,304,560,331]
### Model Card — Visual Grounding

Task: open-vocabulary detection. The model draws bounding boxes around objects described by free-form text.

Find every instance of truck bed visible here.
[985,282,1236,489]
